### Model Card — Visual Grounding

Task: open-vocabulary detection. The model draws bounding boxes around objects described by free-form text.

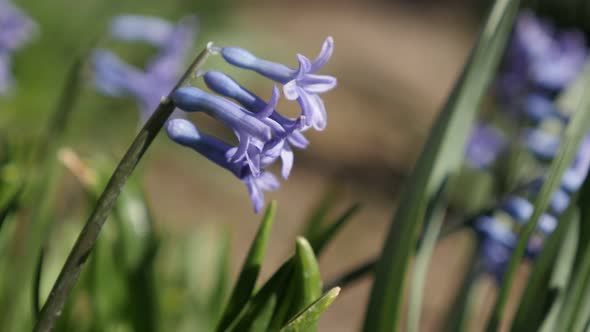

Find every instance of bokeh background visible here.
[2,0,589,331]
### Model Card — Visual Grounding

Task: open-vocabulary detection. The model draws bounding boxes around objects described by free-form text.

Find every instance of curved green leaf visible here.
[216,201,277,331]
[487,60,590,332]
[279,287,340,332]
[309,203,360,256]
[362,1,520,331]
[511,204,579,332]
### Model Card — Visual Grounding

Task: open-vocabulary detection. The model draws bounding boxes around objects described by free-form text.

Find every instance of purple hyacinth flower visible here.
[501,196,533,223]
[172,86,294,177]
[110,15,176,47]
[203,70,309,178]
[524,94,563,123]
[0,0,36,93]
[465,123,506,169]
[92,15,197,123]
[561,134,590,192]
[220,37,337,130]
[166,119,279,213]
[508,11,586,91]
[475,216,517,248]
[522,128,560,160]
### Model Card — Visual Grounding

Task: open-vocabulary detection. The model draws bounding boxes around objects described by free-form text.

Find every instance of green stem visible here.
[33,45,212,332]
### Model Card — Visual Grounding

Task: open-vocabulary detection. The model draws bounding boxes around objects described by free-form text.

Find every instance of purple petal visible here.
[465,124,506,169]
[172,87,272,143]
[295,54,312,78]
[522,128,560,160]
[110,15,173,47]
[538,214,557,235]
[283,80,299,100]
[296,88,327,130]
[244,172,279,213]
[0,1,37,51]
[92,50,146,98]
[299,74,337,94]
[280,145,294,179]
[501,196,533,224]
[550,189,570,214]
[221,46,295,83]
[146,15,198,79]
[310,36,334,73]
[255,86,280,119]
[288,131,310,149]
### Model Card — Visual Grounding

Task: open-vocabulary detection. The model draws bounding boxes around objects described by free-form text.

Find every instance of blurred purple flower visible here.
[166,119,279,213]
[522,128,561,160]
[465,124,506,169]
[0,0,36,94]
[92,15,197,123]
[499,10,586,98]
[219,37,336,130]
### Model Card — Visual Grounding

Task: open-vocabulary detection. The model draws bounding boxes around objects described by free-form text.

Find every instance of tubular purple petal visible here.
[221,46,295,83]
[110,15,173,47]
[172,87,272,142]
[92,50,146,98]
[310,36,334,73]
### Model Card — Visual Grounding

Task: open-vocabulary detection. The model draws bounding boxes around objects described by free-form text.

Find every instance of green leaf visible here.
[442,244,481,332]
[302,189,338,241]
[290,238,322,321]
[487,61,590,332]
[510,204,579,332]
[362,1,520,331]
[539,212,580,332]
[555,180,590,331]
[225,262,292,332]
[216,201,277,332]
[308,203,360,256]
[279,287,340,332]
[268,237,322,332]
[407,181,449,332]
[209,229,232,323]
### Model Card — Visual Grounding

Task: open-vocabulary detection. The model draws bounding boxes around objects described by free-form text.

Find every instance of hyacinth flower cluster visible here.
[464,11,590,282]
[92,15,198,123]
[92,15,336,212]
[167,37,336,213]
[0,0,36,94]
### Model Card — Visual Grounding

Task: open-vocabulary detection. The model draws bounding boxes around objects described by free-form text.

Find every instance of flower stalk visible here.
[33,45,212,332]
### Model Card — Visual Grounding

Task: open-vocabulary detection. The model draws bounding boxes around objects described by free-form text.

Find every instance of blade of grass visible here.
[33,45,212,332]
[485,63,590,332]
[554,179,590,331]
[362,1,519,331]
[225,262,293,332]
[289,238,322,325]
[510,203,579,332]
[442,242,482,332]
[308,203,360,256]
[267,237,322,332]
[302,189,338,241]
[407,180,450,332]
[279,287,340,332]
[539,211,580,332]
[216,201,277,332]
